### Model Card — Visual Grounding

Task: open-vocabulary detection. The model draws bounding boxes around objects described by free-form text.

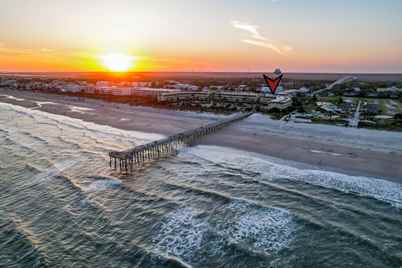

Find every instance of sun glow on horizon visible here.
[100,53,135,72]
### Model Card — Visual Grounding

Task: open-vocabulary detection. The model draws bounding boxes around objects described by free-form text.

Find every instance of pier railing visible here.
[109,112,253,173]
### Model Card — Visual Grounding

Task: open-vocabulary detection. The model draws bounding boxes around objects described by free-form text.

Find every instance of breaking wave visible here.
[188,146,402,208]
[153,207,208,263]
[153,202,295,265]
[218,201,295,254]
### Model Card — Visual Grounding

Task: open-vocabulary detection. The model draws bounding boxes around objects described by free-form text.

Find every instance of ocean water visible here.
[1,102,402,268]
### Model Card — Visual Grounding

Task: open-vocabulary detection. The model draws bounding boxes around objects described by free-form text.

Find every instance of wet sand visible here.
[1,89,402,183]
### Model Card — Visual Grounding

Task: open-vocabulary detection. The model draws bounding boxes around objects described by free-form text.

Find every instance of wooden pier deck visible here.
[108,112,253,173]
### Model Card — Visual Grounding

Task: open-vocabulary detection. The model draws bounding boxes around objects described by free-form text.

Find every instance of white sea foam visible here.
[36,101,58,107]
[85,179,122,192]
[68,105,94,114]
[0,94,25,101]
[0,102,164,145]
[153,208,208,261]
[188,145,402,208]
[153,203,295,262]
[310,149,343,157]
[220,201,295,254]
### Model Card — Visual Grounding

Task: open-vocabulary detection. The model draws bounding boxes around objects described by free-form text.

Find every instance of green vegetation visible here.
[317,96,344,105]
[397,102,402,113]
[379,99,387,114]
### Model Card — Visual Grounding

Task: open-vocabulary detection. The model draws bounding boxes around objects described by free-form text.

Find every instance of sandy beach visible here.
[1,88,402,183]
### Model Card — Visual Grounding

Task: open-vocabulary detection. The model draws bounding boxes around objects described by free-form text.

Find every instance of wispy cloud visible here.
[231,21,266,41]
[242,39,285,55]
[231,20,292,56]
[282,45,293,52]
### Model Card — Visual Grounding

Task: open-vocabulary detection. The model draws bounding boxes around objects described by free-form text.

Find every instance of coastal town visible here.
[1,73,401,131]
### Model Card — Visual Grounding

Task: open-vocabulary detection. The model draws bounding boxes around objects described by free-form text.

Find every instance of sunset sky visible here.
[1,0,401,73]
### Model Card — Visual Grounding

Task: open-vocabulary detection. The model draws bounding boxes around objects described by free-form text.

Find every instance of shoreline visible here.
[1,88,402,183]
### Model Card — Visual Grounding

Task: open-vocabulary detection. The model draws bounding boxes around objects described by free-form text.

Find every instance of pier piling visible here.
[109,112,252,173]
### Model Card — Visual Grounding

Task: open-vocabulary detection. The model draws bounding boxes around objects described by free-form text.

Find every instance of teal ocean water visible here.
[1,102,402,268]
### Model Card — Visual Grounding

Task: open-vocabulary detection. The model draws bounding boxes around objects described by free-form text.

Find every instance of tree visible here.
[335,96,343,106]
[291,96,305,112]
[312,95,318,103]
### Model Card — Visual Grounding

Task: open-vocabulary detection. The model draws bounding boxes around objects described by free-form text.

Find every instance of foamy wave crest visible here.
[0,94,25,101]
[153,204,295,264]
[288,169,402,207]
[218,201,295,254]
[153,208,208,262]
[35,101,58,107]
[189,146,402,208]
[68,105,94,114]
[0,101,164,146]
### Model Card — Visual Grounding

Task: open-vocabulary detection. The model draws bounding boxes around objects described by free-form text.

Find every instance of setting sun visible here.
[100,53,135,72]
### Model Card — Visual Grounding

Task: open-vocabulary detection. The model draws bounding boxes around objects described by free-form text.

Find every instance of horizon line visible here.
[1,71,402,75]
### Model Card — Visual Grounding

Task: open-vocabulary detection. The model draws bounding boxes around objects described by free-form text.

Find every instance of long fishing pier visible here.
[109,113,253,173]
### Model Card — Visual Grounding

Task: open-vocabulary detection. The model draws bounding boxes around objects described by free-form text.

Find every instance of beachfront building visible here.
[96,81,109,87]
[158,91,292,112]
[377,87,402,93]
[89,84,180,97]
[131,87,179,97]
[23,81,47,90]
[377,87,402,98]
[276,87,311,97]
[94,82,131,95]
[83,86,96,94]
[96,86,132,96]
[165,82,200,91]
[61,83,83,93]
[132,81,152,87]
[111,87,132,96]
[316,102,343,115]
[95,86,113,95]
[0,79,18,88]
